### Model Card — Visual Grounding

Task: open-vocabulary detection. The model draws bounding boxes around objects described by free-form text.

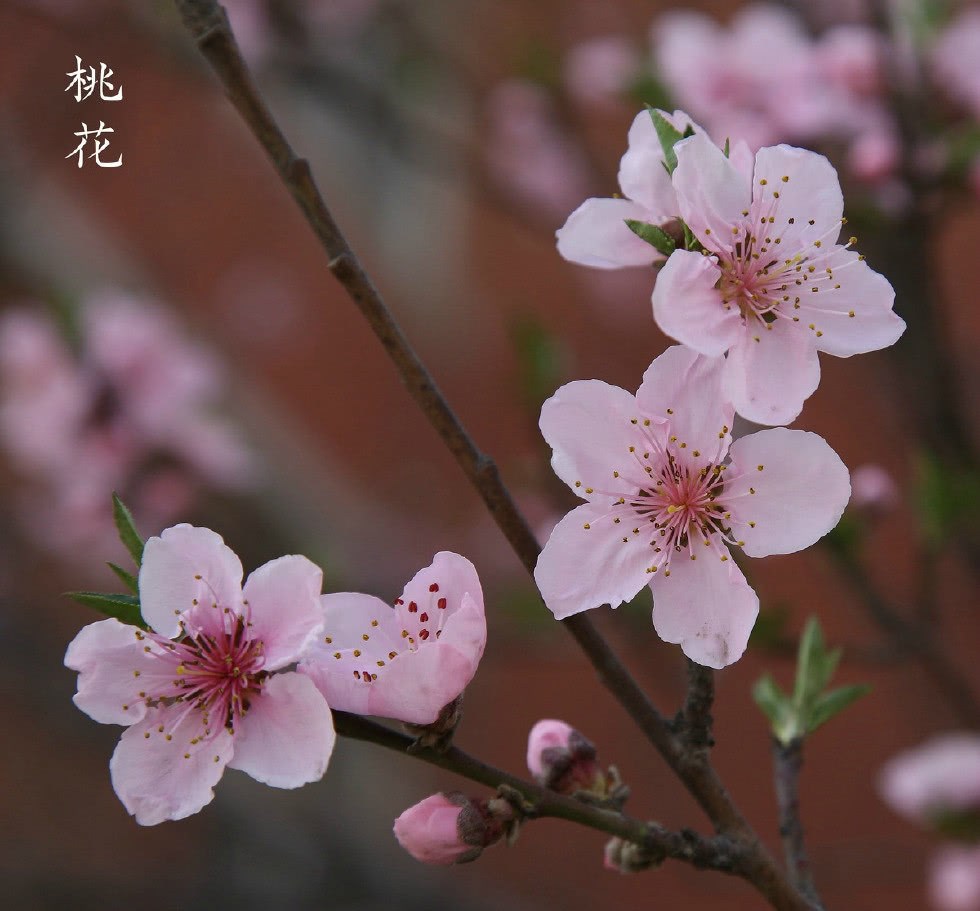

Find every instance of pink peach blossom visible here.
[300,552,486,725]
[65,524,335,824]
[534,345,850,668]
[556,108,700,269]
[850,463,899,513]
[563,36,637,107]
[652,133,905,424]
[931,8,980,119]
[879,733,980,824]
[393,793,484,865]
[931,846,980,911]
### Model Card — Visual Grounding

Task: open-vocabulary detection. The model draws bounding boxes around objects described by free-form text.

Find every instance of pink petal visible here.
[752,145,843,248]
[556,197,663,269]
[724,429,850,557]
[393,793,474,865]
[65,618,159,725]
[722,320,820,425]
[534,502,657,620]
[794,249,904,356]
[301,592,423,717]
[635,344,733,461]
[139,524,244,639]
[227,673,335,788]
[618,109,695,215]
[366,627,482,724]
[649,546,759,668]
[540,380,656,497]
[673,132,752,244]
[241,554,324,670]
[651,250,742,356]
[109,708,235,825]
[398,552,484,624]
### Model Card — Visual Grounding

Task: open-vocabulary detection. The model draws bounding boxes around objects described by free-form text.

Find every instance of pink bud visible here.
[930,846,980,911]
[850,464,899,515]
[526,718,600,793]
[393,793,485,865]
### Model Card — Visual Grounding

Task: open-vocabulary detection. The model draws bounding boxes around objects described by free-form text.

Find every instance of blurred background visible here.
[1,0,979,908]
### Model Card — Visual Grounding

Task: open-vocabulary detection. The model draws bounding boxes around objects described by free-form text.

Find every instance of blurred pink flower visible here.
[393,793,485,865]
[563,36,636,107]
[556,108,699,269]
[485,80,591,221]
[652,132,905,424]
[879,733,980,824]
[931,846,980,911]
[850,463,899,513]
[534,345,850,668]
[932,8,980,119]
[300,552,486,724]
[65,524,335,825]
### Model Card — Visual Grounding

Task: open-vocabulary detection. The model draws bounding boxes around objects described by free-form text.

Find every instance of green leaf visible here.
[793,617,841,712]
[931,807,980,843]
[752,674,797,744]
[647,108,685,175]
[107,562,139,594]
[66,591,146,629]
[625,219,675,256]
[112,493,144,567]
[806,684,870,734]
[682,221,703,253]
[723,137,730,158]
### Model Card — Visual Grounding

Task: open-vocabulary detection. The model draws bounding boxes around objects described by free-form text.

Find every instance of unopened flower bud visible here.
[603,836,664,874]
[526,718,603,794]
[393,791,506,865]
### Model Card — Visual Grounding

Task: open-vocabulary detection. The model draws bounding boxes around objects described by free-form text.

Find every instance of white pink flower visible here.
[931,8,980,119]
[64,524,335,825]
[555,109,698,269]
[300,552,486,725]
[563,36,636,108]
[879,733,980,824]
[931,846,980,911]
[652,132,905,424]
[534,345,850,668]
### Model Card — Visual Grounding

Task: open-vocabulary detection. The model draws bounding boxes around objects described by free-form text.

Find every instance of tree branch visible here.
[170,5,816,907]
[772,738,824,909]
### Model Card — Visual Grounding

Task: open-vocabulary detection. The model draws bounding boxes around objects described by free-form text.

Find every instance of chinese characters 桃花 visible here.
[65,56,122,168]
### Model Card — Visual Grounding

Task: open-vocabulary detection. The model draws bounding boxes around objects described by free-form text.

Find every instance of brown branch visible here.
[334,710,744,874]
[675,659,716,754]
[170,4,816,908]
[772,738,824,910]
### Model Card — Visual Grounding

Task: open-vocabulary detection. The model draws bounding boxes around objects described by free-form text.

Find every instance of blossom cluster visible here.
[0,292,253,565]
[65,525,487,824]
[540,106,905,667]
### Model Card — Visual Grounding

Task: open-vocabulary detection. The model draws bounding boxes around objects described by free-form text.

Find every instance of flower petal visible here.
[636,344,733,460]
[227,673,335,788]
[397,552,484,626]
[110,707,235,826]
[724,428,850,557]
[722,319,820,425]
[618,109,696,215]
[651,251,742,356]
[673,132,752,244]
[65,618,159,725]
[241,554,324,670]
[752,145,843,249]
[535,502,656,620]
[556,197,663,269]
[540,380,653,496]
[139,524,244,639]
[794,248,905,356]
[649,547,758,668]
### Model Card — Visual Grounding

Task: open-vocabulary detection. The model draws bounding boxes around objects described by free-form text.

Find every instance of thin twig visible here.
[772,738,824,910]
[334,710,743,873]
[171,5,815,908]
[676,659,716,754]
